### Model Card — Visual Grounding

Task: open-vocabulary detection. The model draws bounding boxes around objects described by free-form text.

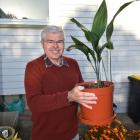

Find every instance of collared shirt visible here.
[44,55,69,68]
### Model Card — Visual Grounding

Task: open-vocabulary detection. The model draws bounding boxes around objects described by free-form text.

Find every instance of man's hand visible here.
[68,86,98,109]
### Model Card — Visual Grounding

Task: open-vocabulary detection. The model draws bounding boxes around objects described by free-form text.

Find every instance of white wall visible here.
[106,0,140,112]
[0,0,140,113]
[0,27,44,95]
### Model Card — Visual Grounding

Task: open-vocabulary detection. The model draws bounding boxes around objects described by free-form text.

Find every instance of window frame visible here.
[0,18,48,28]
[0,0,49,28]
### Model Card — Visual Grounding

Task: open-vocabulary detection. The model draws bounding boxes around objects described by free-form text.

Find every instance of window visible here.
[0,0,49,26]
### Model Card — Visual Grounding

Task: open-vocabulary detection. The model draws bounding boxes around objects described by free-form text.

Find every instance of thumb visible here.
[78,86,85,90]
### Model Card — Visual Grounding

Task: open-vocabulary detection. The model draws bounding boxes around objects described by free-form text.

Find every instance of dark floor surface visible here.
[16,110,140,140]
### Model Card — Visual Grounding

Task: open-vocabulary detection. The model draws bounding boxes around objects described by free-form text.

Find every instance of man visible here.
[24,25,97,140]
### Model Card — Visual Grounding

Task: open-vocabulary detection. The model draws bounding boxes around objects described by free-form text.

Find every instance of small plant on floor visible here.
[12,133,22,140]
[0,126,21,140]
[80,118,127,140]
[0,133,21,140]
[80,119,140,140]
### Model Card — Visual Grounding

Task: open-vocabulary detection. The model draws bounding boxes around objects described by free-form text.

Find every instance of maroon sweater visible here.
[24,55,83,140]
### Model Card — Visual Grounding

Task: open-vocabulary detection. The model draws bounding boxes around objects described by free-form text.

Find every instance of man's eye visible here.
[48,41,53,43]
[57,41,63,43]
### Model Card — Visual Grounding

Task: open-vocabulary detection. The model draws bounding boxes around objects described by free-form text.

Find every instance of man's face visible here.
[42,32,64,62]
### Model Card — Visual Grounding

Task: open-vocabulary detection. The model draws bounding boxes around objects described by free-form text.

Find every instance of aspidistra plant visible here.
[67,0,138,87]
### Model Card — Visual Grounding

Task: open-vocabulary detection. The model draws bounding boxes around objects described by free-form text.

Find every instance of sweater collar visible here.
[44,55,69,68]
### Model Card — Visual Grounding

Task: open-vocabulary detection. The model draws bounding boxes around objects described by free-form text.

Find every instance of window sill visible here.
[0,19,48,28]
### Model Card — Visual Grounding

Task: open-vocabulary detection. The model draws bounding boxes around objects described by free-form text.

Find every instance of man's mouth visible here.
[50,49,60,54]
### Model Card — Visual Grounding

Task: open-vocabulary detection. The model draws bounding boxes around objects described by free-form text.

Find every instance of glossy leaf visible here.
[71,18,91,42]
[106,1,135,42]
[67,0,137,83]
[92,0,107,40]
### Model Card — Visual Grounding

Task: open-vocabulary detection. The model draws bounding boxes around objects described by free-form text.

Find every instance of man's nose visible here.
[53,42,59,47]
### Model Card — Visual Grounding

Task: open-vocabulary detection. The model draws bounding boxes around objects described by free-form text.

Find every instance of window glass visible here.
[0,0,49,19]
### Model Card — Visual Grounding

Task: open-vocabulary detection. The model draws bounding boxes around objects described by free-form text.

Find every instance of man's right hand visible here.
[67,86,98,109]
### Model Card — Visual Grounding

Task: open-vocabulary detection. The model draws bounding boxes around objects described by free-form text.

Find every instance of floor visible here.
[16,110,140,140]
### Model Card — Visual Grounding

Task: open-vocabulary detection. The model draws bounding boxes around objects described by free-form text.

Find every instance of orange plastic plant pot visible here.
[78,81,115,126]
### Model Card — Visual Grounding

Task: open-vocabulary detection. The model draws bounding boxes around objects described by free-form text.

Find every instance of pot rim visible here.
[78,81,114,89]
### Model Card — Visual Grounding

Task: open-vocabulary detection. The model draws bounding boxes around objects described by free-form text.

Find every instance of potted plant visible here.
[0,126,21,140]
[67,0,137,126]
[80,117,127,140]
[80,117,140,140]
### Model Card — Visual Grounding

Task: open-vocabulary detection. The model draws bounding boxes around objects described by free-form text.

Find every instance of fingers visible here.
[68,86,98,106]
[80,100,97,104]
[68,86,85,102]
[79,91,98,101]
[80,92,97,98]
[76,86,98,109]
[77,86,97,100]
[78,96,97,110]
[79,96,97,103]
[81,103,93,110]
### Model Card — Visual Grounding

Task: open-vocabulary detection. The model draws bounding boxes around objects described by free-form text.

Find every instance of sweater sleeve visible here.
[75,60,84,83]
[24,62,74,113]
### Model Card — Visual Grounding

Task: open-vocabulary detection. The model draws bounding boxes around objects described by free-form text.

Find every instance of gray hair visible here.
[41,25,64,41]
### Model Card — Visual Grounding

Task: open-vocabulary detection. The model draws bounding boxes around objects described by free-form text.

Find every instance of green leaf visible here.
[92,0,107,39]
[67,36,98,68]
[68,36,93,62]
[71,18,99,51]
[66,45,76,51]
[85,135,90,140]
[71,18,91,42]
[106,0,135,42]
[101,42,113,52]
[90,31,99,51]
